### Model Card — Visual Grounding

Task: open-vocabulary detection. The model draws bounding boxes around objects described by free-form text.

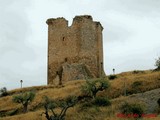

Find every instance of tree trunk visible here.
[23,103,28,113]
[92,91,97,99]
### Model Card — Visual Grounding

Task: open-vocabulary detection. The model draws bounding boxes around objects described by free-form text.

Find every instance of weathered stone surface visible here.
[47,15,104,85]
[62,63,93,82]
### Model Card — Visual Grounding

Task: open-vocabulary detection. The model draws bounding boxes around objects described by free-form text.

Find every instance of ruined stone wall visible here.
[46,15,104,85]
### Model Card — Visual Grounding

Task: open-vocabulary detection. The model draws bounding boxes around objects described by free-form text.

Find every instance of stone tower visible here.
[46,15,104,85]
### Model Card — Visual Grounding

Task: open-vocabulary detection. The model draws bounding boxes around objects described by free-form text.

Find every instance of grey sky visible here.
[0,0,160,90]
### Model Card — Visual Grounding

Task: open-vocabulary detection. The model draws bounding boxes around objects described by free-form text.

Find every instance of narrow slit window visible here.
[62,37,65,41]
[65,58,68,62]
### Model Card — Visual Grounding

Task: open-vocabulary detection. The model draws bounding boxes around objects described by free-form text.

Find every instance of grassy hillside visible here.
[0,70,160,120]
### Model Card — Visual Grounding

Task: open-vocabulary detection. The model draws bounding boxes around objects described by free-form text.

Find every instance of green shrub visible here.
[155,57,160,70]
[94,97,111,106]
[7,109,19,116]
[131,81,143,94]
[132,70,145,74]
[0,87,8,97]
[120,102,146,118]
[108,75,117,80]
[79,101,93,111]
[131,81,143,88]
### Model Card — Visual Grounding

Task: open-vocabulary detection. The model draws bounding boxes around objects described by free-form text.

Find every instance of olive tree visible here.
[12,91,35,113]
[42,95,77,120]
[81,79,110,99]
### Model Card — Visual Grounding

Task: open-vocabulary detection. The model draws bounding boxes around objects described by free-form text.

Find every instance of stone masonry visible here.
[46,15,104,85]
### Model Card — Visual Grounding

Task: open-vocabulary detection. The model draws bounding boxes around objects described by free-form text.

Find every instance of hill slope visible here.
[0,70,160,120]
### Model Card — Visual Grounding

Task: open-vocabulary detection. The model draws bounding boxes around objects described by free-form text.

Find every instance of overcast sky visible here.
[0,0,160,90]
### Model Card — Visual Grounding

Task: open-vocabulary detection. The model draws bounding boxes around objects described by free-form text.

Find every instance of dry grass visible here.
[102,70,160,98]
[0,80,84,115]
[0,110,45,120]
[0,70,160,120]
[1,97,160,120]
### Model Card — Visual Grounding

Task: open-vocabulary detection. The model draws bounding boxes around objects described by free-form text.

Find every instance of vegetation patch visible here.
[93,97,111,106]
[79,101,93,111]
[12,91,36,113]
[108,75,117,80]
[132,70,145,74]
[0,87,8,97]
[120,101,146,118]
[154,57,160,71]
[81,79,110,99]
[0,70,160,120]
[42,95,77,120]
[7,108,19,116]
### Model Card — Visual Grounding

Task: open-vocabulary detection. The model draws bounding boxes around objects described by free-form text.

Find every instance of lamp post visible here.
[20,80,23,88]
[113,68,115,75]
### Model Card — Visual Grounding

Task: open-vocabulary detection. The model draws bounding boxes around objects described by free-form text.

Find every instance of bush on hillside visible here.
[0,87,8,97]
[7,109,19,116]
[108,75,117,80]
[155,57,160,71]
[120,102,146,118]
[79,101,93,111]
[132,70,145,74]
[130,81,143,94]
[131,81,143,88]
[93,97,111,106]
[79,96,111,111]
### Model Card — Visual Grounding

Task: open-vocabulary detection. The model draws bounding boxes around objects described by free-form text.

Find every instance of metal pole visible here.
[113,68,115,75]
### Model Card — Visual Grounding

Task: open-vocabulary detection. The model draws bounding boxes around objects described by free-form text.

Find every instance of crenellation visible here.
[46,17,68,27]
[73,15,93,22]
[94,21,103,30]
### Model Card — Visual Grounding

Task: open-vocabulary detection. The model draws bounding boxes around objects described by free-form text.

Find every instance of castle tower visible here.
[46,15,104,85]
